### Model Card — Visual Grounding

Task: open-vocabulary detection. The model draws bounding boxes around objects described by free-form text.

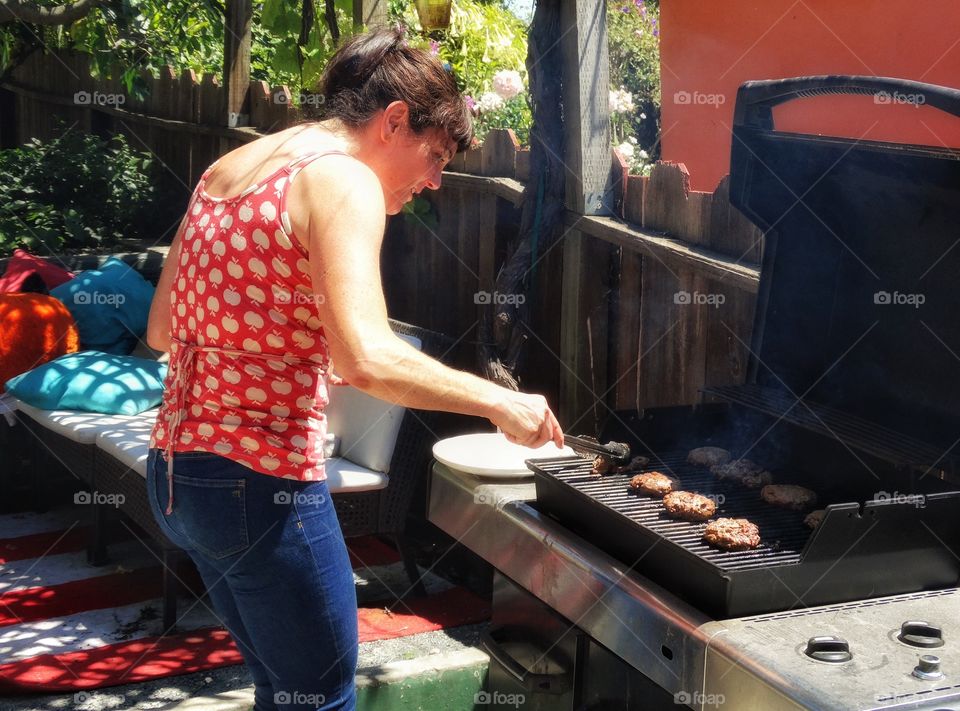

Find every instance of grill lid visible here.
[729,76,960,454]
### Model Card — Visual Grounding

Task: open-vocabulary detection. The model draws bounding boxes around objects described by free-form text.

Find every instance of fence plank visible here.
[249,80,271,131]
[709,174,763,263]
[613,248,643,411]
[624,174,645,225]
[480,128,519,177]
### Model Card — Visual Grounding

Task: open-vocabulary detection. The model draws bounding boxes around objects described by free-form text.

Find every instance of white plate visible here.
[432,432,574,478]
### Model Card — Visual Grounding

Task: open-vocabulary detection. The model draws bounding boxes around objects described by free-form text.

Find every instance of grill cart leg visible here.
[394,533,428,598]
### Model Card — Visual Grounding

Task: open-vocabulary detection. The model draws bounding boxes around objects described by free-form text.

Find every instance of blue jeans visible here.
[146,450,358,711]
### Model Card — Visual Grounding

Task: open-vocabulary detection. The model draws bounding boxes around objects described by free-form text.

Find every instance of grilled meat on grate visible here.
[687,446,731,468]
[703,517,761,551]
[629,471,677,497]
[804,509,826,529]
[662,491,717,521]
[711,459,772,489]
[761,484,818,511]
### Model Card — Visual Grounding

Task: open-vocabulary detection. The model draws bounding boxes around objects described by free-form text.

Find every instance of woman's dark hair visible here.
[317,28,473,153]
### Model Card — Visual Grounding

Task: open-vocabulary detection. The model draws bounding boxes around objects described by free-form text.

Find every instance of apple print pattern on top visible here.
[151,151,350,481]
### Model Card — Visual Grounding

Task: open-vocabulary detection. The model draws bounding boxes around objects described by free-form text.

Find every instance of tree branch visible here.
[0,0,102,25]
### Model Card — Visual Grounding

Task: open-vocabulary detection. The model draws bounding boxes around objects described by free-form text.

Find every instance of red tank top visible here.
[151,150,348,487]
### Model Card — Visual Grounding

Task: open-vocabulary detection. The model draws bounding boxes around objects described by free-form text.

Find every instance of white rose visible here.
[492,70,524,100]
[617,141,635,159]
[609,88,635,114]
[478,91,506,114]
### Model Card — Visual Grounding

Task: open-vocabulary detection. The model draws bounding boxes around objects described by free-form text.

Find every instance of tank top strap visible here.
[287,150,352,182]
[197,157,223,187]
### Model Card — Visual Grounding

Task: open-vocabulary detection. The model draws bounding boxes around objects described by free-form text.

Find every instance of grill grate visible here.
[534,453,808,571]
[705,384,957,471]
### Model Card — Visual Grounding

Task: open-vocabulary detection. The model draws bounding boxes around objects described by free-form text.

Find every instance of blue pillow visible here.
[51,258,155,355]
[5,351,167,415]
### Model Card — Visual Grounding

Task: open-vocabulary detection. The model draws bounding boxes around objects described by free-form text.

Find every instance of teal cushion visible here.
[5,351,167,415]
[50,258,155,355]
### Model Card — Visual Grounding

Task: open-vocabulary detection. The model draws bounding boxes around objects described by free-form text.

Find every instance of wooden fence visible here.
[0,50,763,433]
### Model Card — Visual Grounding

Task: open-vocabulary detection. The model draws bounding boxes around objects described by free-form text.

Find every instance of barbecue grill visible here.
[429,76,960,710]
[533,74,960,619]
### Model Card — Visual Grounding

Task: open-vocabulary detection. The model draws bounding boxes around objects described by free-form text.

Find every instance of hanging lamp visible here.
[414,0,452,31]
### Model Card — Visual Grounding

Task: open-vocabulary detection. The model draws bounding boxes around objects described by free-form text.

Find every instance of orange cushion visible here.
[0,294,80,393]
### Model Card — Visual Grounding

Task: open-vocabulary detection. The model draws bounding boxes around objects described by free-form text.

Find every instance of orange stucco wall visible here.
[659,1,960,192]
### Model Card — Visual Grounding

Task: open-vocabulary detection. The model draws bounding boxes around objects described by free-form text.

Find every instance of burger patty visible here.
[804,509,826,529]
[710,459,772,488]
[662,491,717,522]
[761,484,818,511]
[703,518,761,551]
[687,446,731,468]
[629,471,677,497]
[590,455,613,477]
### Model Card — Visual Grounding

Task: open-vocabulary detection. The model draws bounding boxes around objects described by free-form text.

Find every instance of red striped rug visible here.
[0,508,489,693]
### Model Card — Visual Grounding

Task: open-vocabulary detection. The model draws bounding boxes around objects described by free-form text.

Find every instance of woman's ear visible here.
[381,101,410,143]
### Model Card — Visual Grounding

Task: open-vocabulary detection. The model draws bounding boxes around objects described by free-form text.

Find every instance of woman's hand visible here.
[490,391,564,450]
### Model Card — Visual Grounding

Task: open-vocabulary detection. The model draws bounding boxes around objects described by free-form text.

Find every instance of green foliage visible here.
[608,0,661,165]
[63,0,223,96]
[253,0,357,96]
[391,0,532,145]
[0,127,171,257]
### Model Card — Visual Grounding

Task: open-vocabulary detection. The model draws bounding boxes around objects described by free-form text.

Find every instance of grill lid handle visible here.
[734,75,960,130]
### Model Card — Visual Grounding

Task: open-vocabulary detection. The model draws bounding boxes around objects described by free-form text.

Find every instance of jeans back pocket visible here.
[169,474,249,559]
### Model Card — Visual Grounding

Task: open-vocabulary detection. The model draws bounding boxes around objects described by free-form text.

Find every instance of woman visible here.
[145,28,562,711]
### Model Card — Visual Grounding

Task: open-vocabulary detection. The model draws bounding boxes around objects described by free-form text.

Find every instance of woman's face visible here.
[381,125,457,215]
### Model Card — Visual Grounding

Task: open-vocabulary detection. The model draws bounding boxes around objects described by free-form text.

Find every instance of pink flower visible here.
[464,95,478,115]
[430,40,440,56]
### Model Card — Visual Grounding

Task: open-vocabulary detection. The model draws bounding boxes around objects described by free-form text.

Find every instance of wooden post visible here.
[353,0,387,29]
[556,0,615,429]
[559,0,612,216]
[223,0,253,127]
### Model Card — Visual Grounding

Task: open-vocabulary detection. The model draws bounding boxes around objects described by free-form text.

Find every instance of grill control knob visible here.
[899,621,945,648]
[913,655,944,681]
[805,636,852,663]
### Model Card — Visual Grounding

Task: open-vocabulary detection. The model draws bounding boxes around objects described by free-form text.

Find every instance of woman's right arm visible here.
[299,156,563,449]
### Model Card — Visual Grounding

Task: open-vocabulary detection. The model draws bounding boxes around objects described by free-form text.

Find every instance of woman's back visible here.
[150,143,348,481]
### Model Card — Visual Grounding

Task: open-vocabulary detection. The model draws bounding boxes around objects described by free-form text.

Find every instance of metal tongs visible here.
[563,434,631,464]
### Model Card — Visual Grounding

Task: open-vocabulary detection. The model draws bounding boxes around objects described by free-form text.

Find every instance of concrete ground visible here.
[0,623,486,711]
